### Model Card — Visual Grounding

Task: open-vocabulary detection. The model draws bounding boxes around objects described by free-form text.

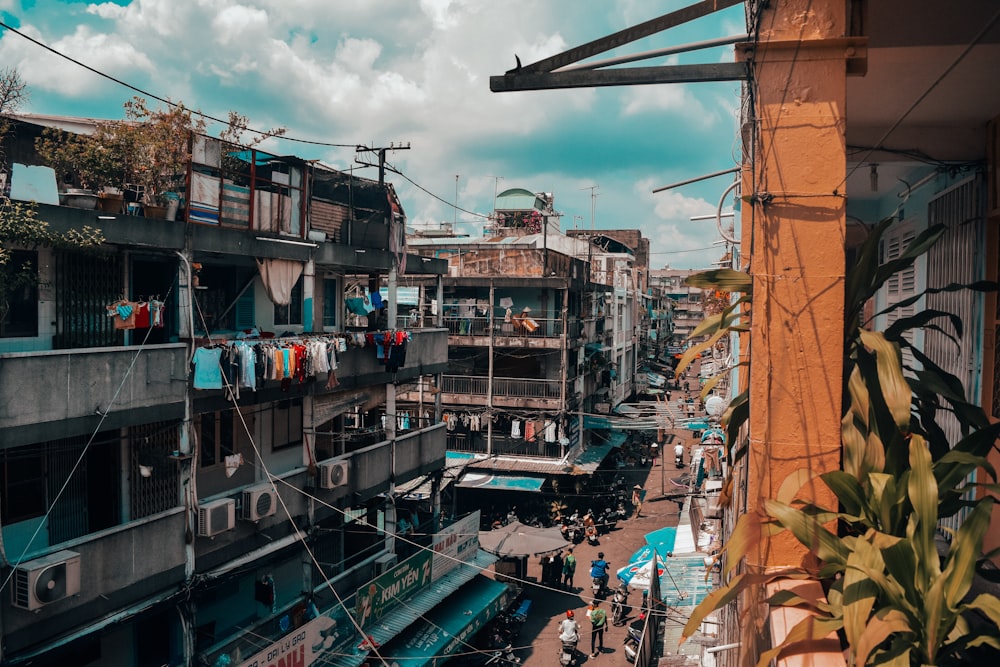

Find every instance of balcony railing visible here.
[443,315,567,338]
[441,375,562,399]
[446,432,562,458]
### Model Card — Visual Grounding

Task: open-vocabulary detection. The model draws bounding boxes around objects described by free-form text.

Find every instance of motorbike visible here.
[611,586,630,626]
[675,445,685,469]
[591,574,610,598]
[615,502,628,522]
[558,641,578,667]
[623,626,643,662]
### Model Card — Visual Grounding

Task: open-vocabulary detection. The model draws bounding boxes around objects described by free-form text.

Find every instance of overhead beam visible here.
[513,0,745,75]
[490,62,747,92]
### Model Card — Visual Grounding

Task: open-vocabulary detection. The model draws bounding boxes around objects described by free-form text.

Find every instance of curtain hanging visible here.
[255,258,304,306]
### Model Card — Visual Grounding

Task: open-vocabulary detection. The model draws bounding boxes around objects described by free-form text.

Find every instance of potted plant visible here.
[35,97,204,218]
[118,97,203,218]
[35,128,124,209]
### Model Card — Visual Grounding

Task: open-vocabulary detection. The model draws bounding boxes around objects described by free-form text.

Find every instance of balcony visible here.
[328,422,446,503]
[0,343,188,447]
[439,374,564,410]
[3,509,187,654]
[443,316,576,349]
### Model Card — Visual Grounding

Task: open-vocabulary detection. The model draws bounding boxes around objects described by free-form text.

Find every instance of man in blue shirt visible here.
[590,552,609,592]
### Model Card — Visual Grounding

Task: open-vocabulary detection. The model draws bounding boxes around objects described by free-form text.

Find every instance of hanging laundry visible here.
[133,301,151,328]
[544,420,557,443]
[225,453,243,478]
[193,347,224,390]
[511,420,522,439]
[107,299,138,330]
[524,420,535,442]
[149,299,165,328]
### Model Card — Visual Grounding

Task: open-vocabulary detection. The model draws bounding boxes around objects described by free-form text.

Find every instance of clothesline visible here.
[192,330,415,395]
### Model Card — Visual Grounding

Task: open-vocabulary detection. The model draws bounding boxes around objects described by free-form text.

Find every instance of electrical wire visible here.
[0,20,358,149]
[0,281,174,595]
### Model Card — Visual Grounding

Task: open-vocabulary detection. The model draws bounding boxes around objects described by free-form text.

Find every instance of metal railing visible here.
[445,433,562,458]
[441,375,562,399]
[443,315,567,338]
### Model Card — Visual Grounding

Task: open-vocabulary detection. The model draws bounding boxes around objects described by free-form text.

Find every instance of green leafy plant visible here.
[35,96,206,204]
[0,197,104,323]
[679,218,1000,666]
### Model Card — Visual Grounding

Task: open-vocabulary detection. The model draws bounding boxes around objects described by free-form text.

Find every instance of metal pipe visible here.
[557,34,749,72]
[705,642,741,654]
[717,180,741,245]
[653,167,739,193]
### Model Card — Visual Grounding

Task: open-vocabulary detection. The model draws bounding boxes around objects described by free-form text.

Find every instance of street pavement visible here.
[500,370,706,667]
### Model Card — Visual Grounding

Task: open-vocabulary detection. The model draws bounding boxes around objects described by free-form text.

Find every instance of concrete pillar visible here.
[743,0,847,567]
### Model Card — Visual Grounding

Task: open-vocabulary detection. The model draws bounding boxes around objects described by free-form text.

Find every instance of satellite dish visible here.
[705,395,726,417]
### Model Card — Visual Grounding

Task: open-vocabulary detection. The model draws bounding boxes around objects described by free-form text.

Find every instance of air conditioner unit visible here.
[318,460,349,489]
[374,553,398,575]
[241,485,278,522]
[198,498,236,537]
[12,550,81,611]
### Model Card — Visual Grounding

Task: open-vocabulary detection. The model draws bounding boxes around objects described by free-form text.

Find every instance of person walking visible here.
[586,600,607,657]
[550,551,564,586]
[562,547,577,589]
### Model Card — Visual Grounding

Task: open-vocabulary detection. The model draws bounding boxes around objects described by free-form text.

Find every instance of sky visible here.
[0,0,745,269]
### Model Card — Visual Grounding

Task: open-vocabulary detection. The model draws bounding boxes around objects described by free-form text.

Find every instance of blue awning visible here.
[456,473,545,491]
[380,576,512,667]
[326,550,498,667]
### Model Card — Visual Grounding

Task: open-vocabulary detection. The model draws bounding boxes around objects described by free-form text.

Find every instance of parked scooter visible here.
[611,586,630,626]
[623,626,643,662]
[675,444,685,469]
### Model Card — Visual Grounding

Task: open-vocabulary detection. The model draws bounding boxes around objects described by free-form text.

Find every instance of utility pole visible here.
[581,185,599,229]
[354,143,410,509]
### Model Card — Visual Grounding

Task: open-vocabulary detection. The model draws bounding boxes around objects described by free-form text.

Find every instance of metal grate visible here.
[47,436,91,544]
[53,251,123,350]
[925,176,985,535]
[129,422,181,519]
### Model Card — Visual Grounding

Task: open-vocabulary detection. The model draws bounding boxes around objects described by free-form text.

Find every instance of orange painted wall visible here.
[744,0,847,568]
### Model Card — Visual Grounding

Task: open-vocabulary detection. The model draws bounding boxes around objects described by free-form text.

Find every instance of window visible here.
[0,447,45,523]
[199,409,235,468]
[274,277,303,326]
[0,250,39,338]
[323,278,339,328]
[194,266,256,333]
[272,398,303,451]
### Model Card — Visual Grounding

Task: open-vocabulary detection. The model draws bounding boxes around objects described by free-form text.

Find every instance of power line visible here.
[0,20,357,148]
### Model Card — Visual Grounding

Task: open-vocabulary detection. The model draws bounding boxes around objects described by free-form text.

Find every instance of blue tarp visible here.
[456,474,545,491]
[380,576,511,667]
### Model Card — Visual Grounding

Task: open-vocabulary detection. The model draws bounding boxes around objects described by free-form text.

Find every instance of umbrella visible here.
[478,521,570,557]
[616,552,665,590]
[644,526,678,556]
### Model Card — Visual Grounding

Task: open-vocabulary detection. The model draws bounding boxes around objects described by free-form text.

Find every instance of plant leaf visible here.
[859,329,912,431]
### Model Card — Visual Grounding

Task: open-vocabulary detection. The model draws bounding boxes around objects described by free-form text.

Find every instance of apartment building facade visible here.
[0,116,471,667]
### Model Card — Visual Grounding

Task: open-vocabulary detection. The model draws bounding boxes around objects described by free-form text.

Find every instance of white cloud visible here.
[4,0,743,268]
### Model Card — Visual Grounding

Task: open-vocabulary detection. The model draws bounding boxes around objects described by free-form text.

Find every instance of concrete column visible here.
[743,0,847,567]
